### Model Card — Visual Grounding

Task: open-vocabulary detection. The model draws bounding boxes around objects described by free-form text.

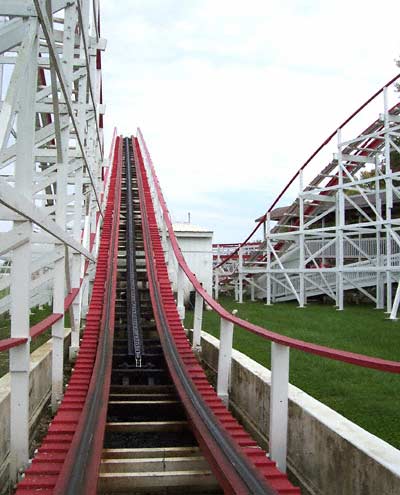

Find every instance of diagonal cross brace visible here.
[33,0,103,218]
[0,179,94,260]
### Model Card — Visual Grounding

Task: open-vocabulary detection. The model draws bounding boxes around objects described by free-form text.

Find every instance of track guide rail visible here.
[123,137,143,365]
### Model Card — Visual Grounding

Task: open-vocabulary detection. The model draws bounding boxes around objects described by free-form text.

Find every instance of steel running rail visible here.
[214,72,400,270]
[15,136,123,495]
[123,137,144,365]
[134,136,300,495]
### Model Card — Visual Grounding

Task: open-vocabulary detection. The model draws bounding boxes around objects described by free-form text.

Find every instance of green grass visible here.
[184,296,400,449]
[0,304,59,378]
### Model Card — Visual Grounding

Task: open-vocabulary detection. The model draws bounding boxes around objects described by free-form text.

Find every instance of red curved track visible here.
[214,73,400,269]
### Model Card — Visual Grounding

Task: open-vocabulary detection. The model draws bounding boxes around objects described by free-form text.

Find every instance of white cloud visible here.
[101,0,400,242]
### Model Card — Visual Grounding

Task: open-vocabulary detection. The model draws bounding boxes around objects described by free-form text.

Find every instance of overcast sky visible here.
[101,0,400,243]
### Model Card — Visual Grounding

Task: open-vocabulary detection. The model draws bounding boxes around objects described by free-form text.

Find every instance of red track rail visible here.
[214,73,400,269]
[135,136,300,494]
[15,137,122,495]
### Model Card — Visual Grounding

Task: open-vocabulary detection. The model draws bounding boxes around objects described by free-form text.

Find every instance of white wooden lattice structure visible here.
[215,81,400,319]
[0,0,107,481]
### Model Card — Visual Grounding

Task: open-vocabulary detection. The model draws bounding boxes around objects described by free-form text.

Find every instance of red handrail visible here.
[0,127,118,352]
[30,313,63,340]
[0,338,28,352]
[214,73,400,269]
[1,251,91,350]
[136,129,400,374]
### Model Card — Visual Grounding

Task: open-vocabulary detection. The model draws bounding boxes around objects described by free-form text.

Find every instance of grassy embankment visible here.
[185,296,400,449]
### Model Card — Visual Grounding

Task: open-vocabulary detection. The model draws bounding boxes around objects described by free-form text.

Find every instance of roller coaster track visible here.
[1,4,400,491]
[124,137,144,365]
[14,136,300,494]
[10,127,400,494]
[214,73,400,271]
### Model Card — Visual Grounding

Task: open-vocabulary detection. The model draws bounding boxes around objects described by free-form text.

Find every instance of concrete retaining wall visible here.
[196,330,400,495]
[0,330,70,494]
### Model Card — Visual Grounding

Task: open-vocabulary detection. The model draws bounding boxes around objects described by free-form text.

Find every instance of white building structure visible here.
[168,223,213,302]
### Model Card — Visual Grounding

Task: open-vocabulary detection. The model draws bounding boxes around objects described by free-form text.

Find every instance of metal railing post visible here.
[217,317,234,405]
[192,291,203,351]
[9,237,31,481]
[384,87,394,314]
[390,281,400,320]
[269,342,290,472]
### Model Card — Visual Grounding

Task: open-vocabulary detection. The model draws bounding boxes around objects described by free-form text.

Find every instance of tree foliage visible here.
[356,141,400,190]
